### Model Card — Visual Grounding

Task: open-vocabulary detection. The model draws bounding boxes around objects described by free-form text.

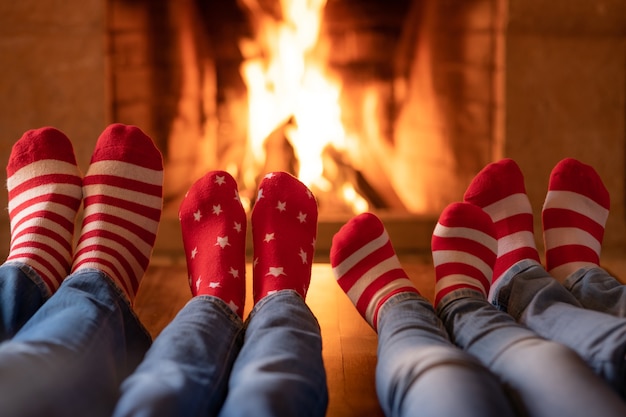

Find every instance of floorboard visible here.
[134,251,626,416]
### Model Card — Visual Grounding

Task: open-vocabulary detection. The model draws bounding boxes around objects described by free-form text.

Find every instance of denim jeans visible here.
[0,263,151,417]
[493,259,626,398]
[375,292,515,417]
[438,284,626,417]
[564,266,626,317]
[114,290,328,417]
[0,262,50,341]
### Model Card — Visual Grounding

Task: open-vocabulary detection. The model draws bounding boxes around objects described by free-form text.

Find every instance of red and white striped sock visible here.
[251,172,318,303]
[330,212,419,331]
[432,203,497,308]
[463,158,540,292]
[72,124,163,302]
[179,171,247,317]
[542,158,609,282]
[5,127,82,294]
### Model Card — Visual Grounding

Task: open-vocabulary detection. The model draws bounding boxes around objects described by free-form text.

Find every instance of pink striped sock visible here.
[330,212,420,331]
[542,158,609,282]
[72,124,163,302]
[5,127,82,294]
[432,203,497,308]
[179,171,246,317]
[251,172,318,303]
[463,158,540,290]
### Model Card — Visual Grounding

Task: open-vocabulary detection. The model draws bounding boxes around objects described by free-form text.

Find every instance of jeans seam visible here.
[3,261,52,300]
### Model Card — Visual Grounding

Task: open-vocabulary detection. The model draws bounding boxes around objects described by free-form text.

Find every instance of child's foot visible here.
[179,171,247,317]
[251,172,317,303]
[432,203,497,308]
[542,158,609,282]
[463,159,540,296]
[330,212,420,331]
[6,127,82,294]
[72,124,163,302]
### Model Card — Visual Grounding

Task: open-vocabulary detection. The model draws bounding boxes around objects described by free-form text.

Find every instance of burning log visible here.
[261,116,299,178]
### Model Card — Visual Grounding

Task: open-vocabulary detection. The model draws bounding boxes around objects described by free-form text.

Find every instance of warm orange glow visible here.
[240,0,368,214]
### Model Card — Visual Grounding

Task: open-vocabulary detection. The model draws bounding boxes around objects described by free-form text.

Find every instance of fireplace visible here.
[106,0,508,256]
[2,0,625,259]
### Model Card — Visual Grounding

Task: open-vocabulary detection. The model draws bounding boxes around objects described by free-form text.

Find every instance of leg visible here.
[113,297,243,417]
[564,266,626,316]
[464,159,626,397]
[219,172,327,417]
[1,127,82,337]
[0,123,163,416]
[114,171,248,416]
[0,264,47,341]
[495,262,626,396]
[0,271,151,417]
[434,202,626,416]
[332,212,515,417]
[377,294,515,417]
[219,292,327,417]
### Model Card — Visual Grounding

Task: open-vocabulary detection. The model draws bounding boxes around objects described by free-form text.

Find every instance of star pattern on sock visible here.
[251,172,318,303]
[179,171,247,317]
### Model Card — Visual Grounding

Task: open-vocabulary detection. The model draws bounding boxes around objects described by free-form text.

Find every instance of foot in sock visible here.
[179,171,247,317]
[542,158,609,282]
[251,172,317,303]
[5,127,82,295]
[330,212,419,331]
[72,124,163,302]
[463,158,540,295]
[431,203,497,309]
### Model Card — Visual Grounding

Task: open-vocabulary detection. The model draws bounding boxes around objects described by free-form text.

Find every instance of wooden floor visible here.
[134,251,626,417]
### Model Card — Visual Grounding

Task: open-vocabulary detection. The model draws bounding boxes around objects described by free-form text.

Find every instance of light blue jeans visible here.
[375,292,515,417]
[437,284,626,417]
[564,266,626,317]
[493,259,626,398]
[113,290,328,417]
[0,263,151,417]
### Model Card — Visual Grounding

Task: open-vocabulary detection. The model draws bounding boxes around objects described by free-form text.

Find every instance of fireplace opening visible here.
[107,0,505,255]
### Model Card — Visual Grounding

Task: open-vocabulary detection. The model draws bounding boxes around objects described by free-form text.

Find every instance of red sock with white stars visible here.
[72,124,163,302]
[432,203,497,308]
[542,158,610,282]
[179,171,247,317]
[251,172,318,303]
[330,212,420,331]
[5,127,82,295]
[463,158,540,293]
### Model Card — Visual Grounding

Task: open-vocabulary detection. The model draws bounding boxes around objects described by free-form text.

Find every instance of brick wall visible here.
[506,0,626,249]
[392,0,504,213]
[0,0,106,256]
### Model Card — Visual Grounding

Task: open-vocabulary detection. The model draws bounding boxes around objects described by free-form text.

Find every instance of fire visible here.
[239,0,368,214]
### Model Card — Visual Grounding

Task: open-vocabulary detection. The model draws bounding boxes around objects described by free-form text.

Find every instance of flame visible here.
[239,0,368,214]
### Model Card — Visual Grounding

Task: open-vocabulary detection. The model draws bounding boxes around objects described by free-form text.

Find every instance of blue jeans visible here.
[438,285,626,416]
[0,263,50,341]
[564,266,626,317]
[493,259,626,398]
[113,290,328,417]
[375,292,515,417]
[0,264,151,417]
